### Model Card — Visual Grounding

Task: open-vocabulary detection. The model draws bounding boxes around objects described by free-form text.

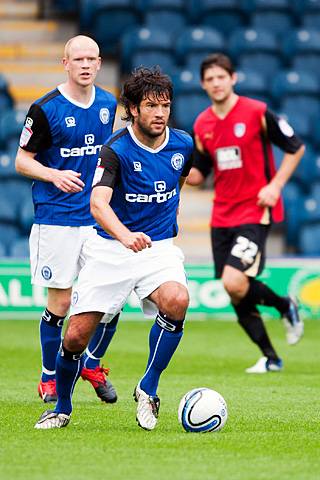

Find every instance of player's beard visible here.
[136,118,166,139]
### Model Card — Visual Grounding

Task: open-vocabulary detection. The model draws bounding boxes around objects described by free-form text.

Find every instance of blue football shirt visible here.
[20,85,117,226]
[93,125,194,241]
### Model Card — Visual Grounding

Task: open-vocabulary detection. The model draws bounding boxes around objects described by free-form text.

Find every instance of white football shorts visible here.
[29,224,97,288]
[70,234,188,320]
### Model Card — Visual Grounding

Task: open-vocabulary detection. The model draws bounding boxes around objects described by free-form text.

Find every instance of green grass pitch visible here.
[0,318,320,480]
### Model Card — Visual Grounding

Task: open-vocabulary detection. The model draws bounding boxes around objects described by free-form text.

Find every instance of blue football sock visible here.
[39,308,65,382]
[54,345,84,416]
[83,313,119,369]
[140,312,184,397]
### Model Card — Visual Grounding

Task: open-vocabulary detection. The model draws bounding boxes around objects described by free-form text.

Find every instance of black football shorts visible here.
[211,224,270,278]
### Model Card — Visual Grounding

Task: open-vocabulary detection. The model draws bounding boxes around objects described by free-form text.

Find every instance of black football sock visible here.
[233,300,280,362]
[246,279,290,315]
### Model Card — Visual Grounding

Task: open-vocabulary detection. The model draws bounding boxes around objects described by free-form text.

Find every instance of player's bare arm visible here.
[90,185,152,252]
[15,147,84,193]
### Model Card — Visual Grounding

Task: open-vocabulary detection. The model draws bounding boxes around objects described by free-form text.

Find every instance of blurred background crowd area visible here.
[1,0,320,262]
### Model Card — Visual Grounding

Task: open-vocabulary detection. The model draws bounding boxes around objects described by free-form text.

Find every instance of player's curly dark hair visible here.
[200,53,235,80]
[120,66,173,123]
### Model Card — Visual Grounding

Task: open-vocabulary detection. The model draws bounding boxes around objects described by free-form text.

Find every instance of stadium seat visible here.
[188,0,247,36]
[172,69,206,131]
[2,179,32,211]
[299,223,320,255]
[280,96,320,121]
[19,197,34,234]
[282,29,320,75]
[142,0,187,35]
[0,151,17,178]
[120,27,175,73]
[282,181,305,248]
[0,109,25,149]
[300,1,320,29]
[271,70,319,109]
[175,27,224,69]
[229,28,281,80]
[0,240,6,257]
[0,197,17,224]
[251,11,295,37]
[9,237,29,258]
[90,0,141,55]
[235,69,271,105]
[291,146,318,191]
[173,91,210,133]
[0,224,21,254]
[310,115,320,149]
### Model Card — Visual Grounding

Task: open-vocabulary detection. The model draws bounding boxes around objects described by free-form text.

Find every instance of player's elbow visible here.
[186,167,205,186]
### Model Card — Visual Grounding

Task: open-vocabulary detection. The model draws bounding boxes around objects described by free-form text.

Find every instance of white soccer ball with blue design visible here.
[178,387,228,433]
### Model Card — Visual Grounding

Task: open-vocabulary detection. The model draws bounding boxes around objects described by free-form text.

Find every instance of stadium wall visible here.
[0,259,319,320]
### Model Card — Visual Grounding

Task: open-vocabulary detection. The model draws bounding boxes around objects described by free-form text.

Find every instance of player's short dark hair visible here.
[200,53,235,80]
[120,67,173,122]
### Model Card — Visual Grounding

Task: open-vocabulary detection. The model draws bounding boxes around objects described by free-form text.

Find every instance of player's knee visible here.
[223,277,247,302]
[64,316,89,352]
[162,287,189,319]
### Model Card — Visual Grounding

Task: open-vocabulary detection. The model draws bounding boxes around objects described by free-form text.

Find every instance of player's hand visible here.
[51,170,85,193]
[120,232,152,252]
[257,182,281,208]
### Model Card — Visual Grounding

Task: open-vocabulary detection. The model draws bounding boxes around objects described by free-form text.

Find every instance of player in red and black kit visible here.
[187,53,305,373]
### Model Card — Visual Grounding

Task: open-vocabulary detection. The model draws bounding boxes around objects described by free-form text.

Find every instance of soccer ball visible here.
[178,388,228,433]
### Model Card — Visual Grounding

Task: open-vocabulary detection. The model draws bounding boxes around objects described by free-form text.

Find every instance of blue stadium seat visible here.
[310,115,320,149]
[282,180,305,248]
[142,0,187,35]
[281,96,320,121]
[0,240,6,257]
[175,27,224,68]
[188,0,247,36]
[229,28,281,80]
[235,69,271,104]
[299,223,320,255]
[19,197,34,234]
[0,197,17,224]
[0,109,25,149]
[172,69,205,131]
[291,146,318,191]
[300,0,320,29]
[173,92,210,133]
[2,179,32,211]
[90,0,141,55]
[0,151,17,178]
[282,29,320,75]
[121,27,174,73]
[251,11,295,37]
[9,237,29,258]
[271,70,319,109]
[0,224,21,254]
[301,183,320,224]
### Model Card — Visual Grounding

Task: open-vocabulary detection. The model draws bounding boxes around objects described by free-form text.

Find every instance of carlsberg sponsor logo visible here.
[126,188,177,203]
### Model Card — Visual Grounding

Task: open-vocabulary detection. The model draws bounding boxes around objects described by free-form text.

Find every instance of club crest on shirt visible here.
[171,153,184,170]
[234,123,246,138]
[100,108,110,124]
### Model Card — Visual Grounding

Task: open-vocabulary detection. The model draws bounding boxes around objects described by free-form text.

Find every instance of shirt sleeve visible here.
[191,147,213,178]
[19,103,52,152]
[265,109,304,153]
[92,145,120,189]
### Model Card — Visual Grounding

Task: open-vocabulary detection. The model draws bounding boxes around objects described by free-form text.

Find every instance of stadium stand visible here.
[1,0,320,255]
[121,27,175,74]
